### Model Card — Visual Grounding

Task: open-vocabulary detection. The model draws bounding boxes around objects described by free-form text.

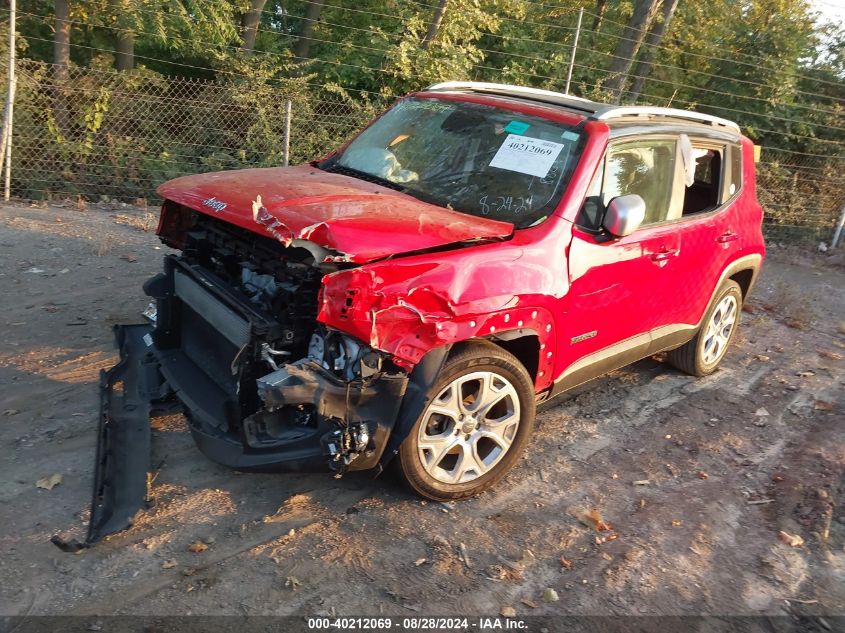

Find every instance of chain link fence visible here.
[756,151,845,245]
[5,60,845,246]
[10,60,382,203]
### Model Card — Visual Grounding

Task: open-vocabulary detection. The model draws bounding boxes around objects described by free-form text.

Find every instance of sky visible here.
[812,0,844,24]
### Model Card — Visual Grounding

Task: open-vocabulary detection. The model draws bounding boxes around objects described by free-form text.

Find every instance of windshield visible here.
[322,97,585,228]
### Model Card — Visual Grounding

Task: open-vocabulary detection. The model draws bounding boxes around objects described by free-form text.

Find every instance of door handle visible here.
[717,231,738,243]
[649,248,678,262]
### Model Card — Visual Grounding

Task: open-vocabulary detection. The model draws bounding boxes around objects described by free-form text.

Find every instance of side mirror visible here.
[602,194,645,237]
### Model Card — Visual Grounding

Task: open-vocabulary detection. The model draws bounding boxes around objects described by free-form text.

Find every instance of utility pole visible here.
[564,8,583,95]
[3,0,16,201]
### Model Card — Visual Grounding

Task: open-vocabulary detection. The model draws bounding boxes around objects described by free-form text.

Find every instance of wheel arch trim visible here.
[695,254,761,329]
[378,344,451,469]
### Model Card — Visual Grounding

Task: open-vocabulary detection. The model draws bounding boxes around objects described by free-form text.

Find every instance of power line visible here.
[764,145,845,159]
[312,0,843,103]
[18,29,845,152]
[569,59,845,121]
[17,7,845,152]
[244,3,845,112]
[249,0,841,105]
[570,40,845,108]
[18,33,399,93]
[402,0,844,92]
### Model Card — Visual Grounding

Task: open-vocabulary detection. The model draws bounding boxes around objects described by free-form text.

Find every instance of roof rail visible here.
[424,81,741,132]
[424,81,599,113]
[593,106,740,132]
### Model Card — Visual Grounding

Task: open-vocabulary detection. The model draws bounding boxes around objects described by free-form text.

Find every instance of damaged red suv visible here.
[86,82,764,544]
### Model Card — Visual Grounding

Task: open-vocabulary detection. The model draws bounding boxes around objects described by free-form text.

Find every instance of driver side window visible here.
[604,139,679,225]
[577,139,681,230]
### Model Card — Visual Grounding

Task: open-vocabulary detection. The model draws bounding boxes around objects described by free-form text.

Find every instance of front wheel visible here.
[396,343,536,501]
[667,280,743,376]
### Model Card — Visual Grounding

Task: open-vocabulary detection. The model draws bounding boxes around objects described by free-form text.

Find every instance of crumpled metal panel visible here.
[317,220,574,391]
[156,165,515,263]
[155,120,615,396]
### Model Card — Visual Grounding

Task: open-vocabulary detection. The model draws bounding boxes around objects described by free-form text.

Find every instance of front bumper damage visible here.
[68,267,428,545]
[89,325,168,544]
[52,324,173,551]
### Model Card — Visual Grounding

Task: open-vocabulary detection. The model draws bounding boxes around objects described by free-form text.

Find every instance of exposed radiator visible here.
[173,268,251,348]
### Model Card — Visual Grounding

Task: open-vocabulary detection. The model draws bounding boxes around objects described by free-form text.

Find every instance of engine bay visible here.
[180,208,324,360]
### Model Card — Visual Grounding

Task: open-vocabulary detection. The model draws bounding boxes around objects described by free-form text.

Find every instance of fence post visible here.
[3,0,16,201]
[283,98,292,167]
[831,204,845,250]
[564,8,583,95]
[0,82,9,166]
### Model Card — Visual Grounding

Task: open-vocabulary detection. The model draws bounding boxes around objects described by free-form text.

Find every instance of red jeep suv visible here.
[86,82,764,544]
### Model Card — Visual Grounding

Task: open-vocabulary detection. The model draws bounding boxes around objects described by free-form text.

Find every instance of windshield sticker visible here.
[504,120,531,135]
[561,131,580,142]
[489,134,566,178]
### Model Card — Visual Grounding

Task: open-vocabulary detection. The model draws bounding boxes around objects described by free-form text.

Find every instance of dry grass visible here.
[112,212,157,232]
[91,233,118,256]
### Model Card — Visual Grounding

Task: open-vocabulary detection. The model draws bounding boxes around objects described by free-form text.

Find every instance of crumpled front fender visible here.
[317,236,567,390]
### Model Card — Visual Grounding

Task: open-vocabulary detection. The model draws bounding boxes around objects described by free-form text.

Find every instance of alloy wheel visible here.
[417,371,520,484]
[702,294,738,365]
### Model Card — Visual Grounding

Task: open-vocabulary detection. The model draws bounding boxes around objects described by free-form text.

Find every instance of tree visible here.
[241,0,268,54]
[53,0,71,80]
[52,0,72,137]
[293,0,324,62]
[380,0,519,95]
[626,0,679,102]
[111,0,135,70]
[421,0,448,49]
[590,0,607,35]
[602,0,662,101]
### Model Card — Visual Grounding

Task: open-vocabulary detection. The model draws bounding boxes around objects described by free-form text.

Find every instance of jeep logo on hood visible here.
[202,196,227,212]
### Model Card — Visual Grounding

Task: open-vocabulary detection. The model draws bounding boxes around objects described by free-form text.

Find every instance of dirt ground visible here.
[0,202,843,622]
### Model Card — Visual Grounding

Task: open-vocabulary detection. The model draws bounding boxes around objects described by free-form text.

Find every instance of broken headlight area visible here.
[249,328,409,476]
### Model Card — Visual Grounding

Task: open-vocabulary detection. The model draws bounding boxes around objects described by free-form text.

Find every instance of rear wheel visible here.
[397,343,536,501]
[667,280,742,376]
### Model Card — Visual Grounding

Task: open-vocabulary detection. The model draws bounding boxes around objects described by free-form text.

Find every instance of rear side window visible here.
[681,144,724,216]
[679,139,744,215]
[694,149,720,186]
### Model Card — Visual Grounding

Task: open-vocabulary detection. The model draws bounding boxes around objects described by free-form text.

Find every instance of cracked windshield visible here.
[328,97,584,227]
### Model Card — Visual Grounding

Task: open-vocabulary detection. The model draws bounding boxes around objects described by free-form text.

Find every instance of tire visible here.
[396,342,536,501]
[667,280,743,377]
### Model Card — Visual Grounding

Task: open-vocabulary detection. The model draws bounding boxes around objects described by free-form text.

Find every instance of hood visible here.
[156,165,514,263]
